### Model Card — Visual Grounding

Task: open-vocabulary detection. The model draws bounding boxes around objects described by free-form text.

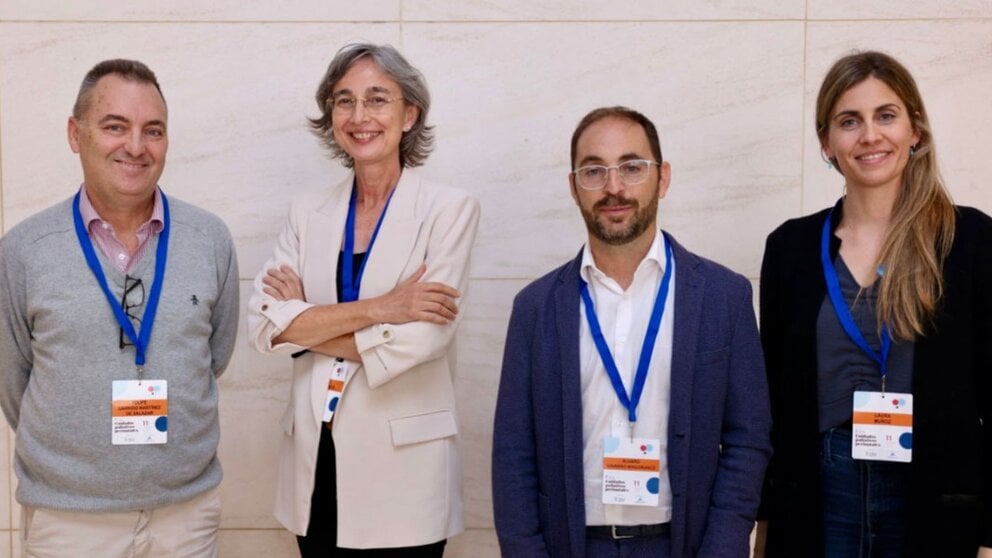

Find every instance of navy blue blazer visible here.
[493,232,772,558]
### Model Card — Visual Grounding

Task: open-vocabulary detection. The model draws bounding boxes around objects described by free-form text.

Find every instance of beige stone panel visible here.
[216,280,291,529]
[803,21,992,217]
[453,279,529,529]
[0,22,400,279]
[750,277,760,318]
[0,1,399,22]
[217,529,298,556]
[406,21,805,280]
[404,0,804,21]
[444,527,499,558]
[808,0,992,20]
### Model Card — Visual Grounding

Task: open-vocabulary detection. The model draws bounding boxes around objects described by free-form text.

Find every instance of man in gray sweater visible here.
[0,59,239,557]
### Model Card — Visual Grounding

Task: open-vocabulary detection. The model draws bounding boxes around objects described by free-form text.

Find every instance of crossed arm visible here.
[261,263,459,361]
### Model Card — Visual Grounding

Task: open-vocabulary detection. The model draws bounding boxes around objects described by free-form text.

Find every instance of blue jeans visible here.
[820,428,909,557]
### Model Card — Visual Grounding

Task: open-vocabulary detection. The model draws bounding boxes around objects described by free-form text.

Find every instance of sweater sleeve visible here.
[209,223,240,377]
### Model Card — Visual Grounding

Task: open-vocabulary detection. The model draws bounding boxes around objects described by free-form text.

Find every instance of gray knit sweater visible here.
[0,194,239,512]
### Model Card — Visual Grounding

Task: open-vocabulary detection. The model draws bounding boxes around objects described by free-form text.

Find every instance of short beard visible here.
[580,191,659,246]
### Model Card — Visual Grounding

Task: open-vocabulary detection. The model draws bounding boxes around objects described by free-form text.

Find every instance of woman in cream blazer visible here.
[248,43,479,556]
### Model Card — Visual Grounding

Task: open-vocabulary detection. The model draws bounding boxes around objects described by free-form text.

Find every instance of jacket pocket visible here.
[389,409,458,447]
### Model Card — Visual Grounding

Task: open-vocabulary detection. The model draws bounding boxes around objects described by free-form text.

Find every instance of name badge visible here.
[112,380,168,445]
[322,359,350,423]
[851,391,912,462]
[602,436,661,506]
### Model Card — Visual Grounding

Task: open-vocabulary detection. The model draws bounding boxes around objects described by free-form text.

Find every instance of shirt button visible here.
[117,253,126,260]
[383,329,392,340]
[261,304,269,311]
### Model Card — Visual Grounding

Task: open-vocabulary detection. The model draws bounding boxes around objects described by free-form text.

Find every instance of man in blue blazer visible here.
[492,106,772,558]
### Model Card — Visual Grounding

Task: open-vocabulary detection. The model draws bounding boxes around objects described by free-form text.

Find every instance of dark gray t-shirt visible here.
[816,256,914,432]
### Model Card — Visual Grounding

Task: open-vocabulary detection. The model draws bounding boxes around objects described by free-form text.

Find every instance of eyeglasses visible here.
[119,275,144,349]
[571,159,660,191]
[329,94,404,115]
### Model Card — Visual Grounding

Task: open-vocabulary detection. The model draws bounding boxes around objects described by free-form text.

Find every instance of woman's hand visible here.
[262,265,306,302]
[370,264,460,325]
[978,546,992,558]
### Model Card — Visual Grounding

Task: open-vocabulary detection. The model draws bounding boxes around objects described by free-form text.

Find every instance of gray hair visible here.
[73,59,165,120]
[309,43,434,168]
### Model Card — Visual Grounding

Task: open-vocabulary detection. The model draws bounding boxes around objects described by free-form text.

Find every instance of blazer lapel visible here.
[304,177,352,421]
[556,251,589,556]
[303,177,350,306]
[666,232,704,554]
[357,168,424,298]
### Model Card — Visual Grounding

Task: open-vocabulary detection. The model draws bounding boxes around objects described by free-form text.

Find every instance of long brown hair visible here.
[815,51,956,341]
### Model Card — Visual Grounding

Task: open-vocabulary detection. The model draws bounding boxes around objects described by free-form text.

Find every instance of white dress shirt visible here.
[578,230,675,527]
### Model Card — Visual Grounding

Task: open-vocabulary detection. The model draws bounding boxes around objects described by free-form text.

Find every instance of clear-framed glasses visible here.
[329,94,404,115]
[571,159,661,191]
[119,275,144,349]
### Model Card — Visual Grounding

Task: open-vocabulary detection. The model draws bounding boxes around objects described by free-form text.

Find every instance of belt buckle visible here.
[611,525,634,540]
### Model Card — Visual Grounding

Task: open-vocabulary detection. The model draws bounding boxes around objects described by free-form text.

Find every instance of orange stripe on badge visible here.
[329,380,345,392]
[603,457,661,472]
[111,399,168,417]
[852,411,912,427]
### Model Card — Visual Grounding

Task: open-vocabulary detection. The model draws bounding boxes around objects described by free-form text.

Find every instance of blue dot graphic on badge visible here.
[899,432,912,449]
[646,477,659,494]
[328,396,339,413]
[853,392,871,409]
[603,436,620,453]
[155,416,168,432]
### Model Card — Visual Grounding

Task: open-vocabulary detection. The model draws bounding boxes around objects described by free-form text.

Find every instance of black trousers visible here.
[297,426,447,558]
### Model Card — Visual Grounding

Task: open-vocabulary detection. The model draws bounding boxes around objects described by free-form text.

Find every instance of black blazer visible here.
[758,200,992,557]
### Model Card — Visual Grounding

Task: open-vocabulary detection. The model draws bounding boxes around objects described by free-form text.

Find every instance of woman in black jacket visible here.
[757,51,992,557]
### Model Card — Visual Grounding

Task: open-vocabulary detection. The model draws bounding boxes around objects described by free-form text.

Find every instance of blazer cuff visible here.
[354,323,395,387]
[255,298,314,354]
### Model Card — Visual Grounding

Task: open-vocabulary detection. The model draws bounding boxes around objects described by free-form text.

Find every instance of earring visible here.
[820,149,837,169]
[909,144,917,157]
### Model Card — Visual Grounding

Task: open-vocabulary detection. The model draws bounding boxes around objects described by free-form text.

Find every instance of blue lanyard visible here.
[72,189,170,371]
[341,181,395,303]
[820,210,892,381]
[579,237,673,423]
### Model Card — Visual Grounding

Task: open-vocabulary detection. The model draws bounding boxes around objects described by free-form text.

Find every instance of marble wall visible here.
[1,2,991,556]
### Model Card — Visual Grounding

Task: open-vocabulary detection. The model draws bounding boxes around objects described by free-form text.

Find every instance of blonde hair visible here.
[816,51,956,341]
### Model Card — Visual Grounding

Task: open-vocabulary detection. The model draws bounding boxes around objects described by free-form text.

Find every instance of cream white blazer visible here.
[247,168,479,548]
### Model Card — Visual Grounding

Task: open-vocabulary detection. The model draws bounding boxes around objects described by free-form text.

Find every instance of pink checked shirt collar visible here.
[78,184,165,274]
